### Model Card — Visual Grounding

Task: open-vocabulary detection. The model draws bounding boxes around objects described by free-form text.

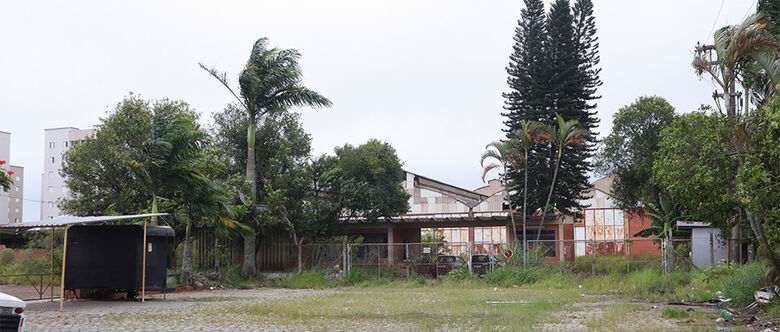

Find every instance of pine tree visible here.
[502,0,548,214]
[503,0,601,215]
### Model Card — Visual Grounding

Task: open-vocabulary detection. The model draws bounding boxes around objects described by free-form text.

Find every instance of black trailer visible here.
[63,225,174,296]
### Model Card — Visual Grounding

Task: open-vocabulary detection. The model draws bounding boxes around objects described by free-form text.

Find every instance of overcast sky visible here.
[0,0,757,221]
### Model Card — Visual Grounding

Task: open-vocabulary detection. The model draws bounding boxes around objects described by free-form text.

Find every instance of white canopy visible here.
[0,213,168,230]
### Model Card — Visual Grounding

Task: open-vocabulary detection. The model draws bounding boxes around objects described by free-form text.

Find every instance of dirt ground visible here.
[0,284,60,301]
[17,287,718,331]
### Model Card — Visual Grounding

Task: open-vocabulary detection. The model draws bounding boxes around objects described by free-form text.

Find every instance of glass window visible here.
[64,141,69,148]
[48,171,54,178]
[14,207,18,213]
[48,186,54,193]
[14,198,19,202]
[14,186,19,192]
[49,142,55,148]
[50,157,55,163]
[48,201,54,208]
[14,176,20,181]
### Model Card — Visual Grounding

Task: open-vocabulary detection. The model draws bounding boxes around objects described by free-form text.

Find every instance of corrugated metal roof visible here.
[0,213,168,230]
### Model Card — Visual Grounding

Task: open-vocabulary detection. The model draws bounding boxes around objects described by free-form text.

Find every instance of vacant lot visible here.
[22,285,720,331]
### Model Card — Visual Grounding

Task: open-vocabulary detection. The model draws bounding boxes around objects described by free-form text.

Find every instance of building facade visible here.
[40,127,96,220]
[0,131,24,225]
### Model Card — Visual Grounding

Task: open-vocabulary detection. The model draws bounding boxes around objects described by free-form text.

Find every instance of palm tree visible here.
[129,105,206,227]
[693,12,780,276]
[178,178,250,285]
[516,121,543,266]
[200,38,332,276]
[534,114,588,243]
[481,140,522,246]
[633,195,688,273]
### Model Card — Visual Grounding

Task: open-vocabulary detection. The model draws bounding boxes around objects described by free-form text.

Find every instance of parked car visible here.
[0,291,26,332]
[471,254,501,275]
[434,255,467,277]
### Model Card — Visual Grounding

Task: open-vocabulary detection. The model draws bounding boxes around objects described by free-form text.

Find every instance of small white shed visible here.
[676,221,727,269]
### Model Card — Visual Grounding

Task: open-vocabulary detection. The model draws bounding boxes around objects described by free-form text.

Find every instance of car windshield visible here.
[438,256,456,263]
[472,255,490,262]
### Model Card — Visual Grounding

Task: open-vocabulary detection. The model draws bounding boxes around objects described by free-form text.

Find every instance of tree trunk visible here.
[242,115,257,278]
[214,234,220,276]
[180,223,193,286]
[666,226,674,273]
[725,83,780,276]
[522,148,528,268]
[535,148,562,242]
[241,234,256,277]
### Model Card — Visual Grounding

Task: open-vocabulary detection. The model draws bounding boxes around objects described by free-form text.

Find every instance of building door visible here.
[575,227,585,256]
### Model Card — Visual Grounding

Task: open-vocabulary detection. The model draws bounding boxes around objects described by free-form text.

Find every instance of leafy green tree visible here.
[595,96,677,209]
[653,110,738,233]
[632,194,688,273]
[329,140,410,222]
[534,114,588,241]
[200,38,331,277]
[62,96,161,216]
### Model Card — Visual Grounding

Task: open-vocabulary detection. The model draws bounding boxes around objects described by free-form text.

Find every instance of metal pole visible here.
[142,219,147,303]
[59,225,69,312]
[50,226,54,302]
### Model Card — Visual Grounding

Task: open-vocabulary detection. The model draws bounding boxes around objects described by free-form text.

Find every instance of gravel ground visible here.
[23,288,336,331]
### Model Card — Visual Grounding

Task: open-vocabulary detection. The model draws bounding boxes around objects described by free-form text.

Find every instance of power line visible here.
[705,0,726,44]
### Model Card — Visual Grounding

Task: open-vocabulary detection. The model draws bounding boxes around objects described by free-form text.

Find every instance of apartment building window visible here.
[14,186,19,192]
[48,171,54,178]
[14,198,19,202]
[49,142,55,148]
[14,176,20,181]
[48,201,54,208]
[14,218,19,223]
[48,186,54,193]
[64,141,69,148]
[50,157,55,163]
[48,216,54,220]
[14,207,18,213]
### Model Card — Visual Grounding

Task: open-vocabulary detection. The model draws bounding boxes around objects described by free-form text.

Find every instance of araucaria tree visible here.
[201,38,331,277]
[503,0,601,219]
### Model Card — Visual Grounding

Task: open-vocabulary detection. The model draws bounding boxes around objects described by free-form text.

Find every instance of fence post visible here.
[467,241,472,276]
[591,238,596,277]
[342,243,347,278]
[377,246,381,279]
[625,239,630,274]
[346,244,351,277]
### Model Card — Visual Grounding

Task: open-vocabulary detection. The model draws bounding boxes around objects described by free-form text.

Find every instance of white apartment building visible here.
[0,131,24,225]
[40,127,96,220]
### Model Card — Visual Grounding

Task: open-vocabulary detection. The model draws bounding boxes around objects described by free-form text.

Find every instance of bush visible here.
[485,265,544,287]
[286,272,327,289]
[443,268,469,282]
[345,269,367,285]
[0,249,14,267]
[720,262,765,307]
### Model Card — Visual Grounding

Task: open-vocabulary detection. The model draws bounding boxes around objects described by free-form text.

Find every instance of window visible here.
[50,157,55,164]
[14,218,19,223]
[49,142,55,148]
[48,201,54,208]
[48,216,54,220]
[14,207,18,213]
[48,171,54,178]
[48,186,54,193]
[64,141,69,148]
[14,176,20,181]
[14,186,19,192]
[14,198,19,202]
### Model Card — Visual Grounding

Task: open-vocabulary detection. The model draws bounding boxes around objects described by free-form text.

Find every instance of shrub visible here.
[443,268,469,282]
[286,272,327,289]
[720,262,765,307]
[345,269,367,285]
[0,249,14,267]
[485,265,544,287]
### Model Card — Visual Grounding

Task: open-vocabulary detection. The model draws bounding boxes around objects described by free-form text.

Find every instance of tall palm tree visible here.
[481,140,522,247]
[516,121,543,266]
[693,12,780,275]
[534,114,588,243]
[200,38,332,276]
